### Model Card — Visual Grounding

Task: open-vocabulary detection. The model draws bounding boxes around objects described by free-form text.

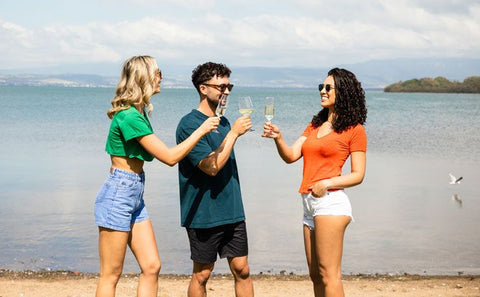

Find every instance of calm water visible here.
[1,86,479,275]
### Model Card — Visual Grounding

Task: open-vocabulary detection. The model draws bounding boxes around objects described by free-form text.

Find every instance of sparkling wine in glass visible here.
[264,97,275,122]
[238,96,254,131]
[213,94,228,133]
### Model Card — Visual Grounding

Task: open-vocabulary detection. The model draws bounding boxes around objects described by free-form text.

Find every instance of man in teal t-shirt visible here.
[176,62,253,297]
[176,109,245,228]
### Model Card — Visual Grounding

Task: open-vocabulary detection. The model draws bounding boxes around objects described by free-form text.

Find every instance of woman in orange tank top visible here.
[263,68,367,297]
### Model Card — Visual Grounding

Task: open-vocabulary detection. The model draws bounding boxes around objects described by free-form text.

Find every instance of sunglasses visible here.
[203,83,234,93]
[318,84,335,92]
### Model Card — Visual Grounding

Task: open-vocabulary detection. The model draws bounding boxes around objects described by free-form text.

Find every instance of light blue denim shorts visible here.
[94,168,149,231]
[302,190,353,230]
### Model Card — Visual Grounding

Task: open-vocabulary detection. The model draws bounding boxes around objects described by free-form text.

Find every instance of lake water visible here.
[1,86,479,276]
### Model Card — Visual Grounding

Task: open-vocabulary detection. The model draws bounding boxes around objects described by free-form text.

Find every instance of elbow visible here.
[282,157,295,164]
[201,165,219,177]
[160,157,178,167]
[354,173,365,185]
[207,169,219,177]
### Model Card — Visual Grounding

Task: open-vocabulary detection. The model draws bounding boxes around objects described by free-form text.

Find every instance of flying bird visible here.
[449,173,463,184]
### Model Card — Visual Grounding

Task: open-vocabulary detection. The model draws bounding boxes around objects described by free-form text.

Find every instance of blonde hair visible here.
[107,55,159,119]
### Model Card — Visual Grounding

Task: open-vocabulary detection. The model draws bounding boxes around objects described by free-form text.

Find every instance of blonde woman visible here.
[94,56,219,297]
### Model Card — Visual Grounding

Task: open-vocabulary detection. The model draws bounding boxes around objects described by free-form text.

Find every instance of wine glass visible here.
[213,94,228,133]
[264,97,275,123]
[264,97,275,136]
[238,96,254,131]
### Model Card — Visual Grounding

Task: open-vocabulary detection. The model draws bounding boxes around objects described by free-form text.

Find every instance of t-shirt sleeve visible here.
[301,122,314,137]
[349,124,367,152]
[119,112,153,141]
[176,119,212,167]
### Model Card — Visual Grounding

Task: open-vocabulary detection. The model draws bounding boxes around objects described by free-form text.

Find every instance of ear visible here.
[199,84,208,96]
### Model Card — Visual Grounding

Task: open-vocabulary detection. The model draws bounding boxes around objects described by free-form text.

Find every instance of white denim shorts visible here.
[302,190,353,229]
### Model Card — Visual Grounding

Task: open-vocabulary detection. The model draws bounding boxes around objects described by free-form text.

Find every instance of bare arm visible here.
[137,117,219,167]
[309,151,366,197]
[197,115,251,176]
[263,122,305,163]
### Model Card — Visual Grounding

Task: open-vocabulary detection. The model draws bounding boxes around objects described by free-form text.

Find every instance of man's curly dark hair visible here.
[191,62,231,93]
[311,68,367,132]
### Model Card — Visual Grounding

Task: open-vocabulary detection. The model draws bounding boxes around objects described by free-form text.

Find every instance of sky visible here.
[1,0,479,75]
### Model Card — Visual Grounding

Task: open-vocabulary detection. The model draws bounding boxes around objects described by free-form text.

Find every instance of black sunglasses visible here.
[318,84,335,92]
[203,83,234,93]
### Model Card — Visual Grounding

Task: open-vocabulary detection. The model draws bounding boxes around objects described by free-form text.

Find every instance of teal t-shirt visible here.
[105,106,154,161]
[176,109,245,228]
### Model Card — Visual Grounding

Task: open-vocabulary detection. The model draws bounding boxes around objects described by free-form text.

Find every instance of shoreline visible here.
[2,268,479,281]
[2,269,479,297]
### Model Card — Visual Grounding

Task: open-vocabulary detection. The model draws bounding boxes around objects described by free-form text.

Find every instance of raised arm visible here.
[197,115,251,176]
[138,117,219,167]
[263,122,305,164]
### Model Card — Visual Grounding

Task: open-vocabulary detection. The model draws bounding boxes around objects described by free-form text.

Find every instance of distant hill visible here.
[384,76,480,93]
[1,57,479,89]
[0,74,117,88]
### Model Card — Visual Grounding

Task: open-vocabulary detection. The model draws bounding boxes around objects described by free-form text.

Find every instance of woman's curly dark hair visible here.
[311,68,367,132]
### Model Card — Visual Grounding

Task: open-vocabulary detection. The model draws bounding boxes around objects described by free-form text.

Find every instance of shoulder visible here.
[179,110,207,127]
[341,124,366,138]
[177,110,207,139]
[345,124,367,146]
[301,122,316,136]
[113,107,142,121]
[350,124,365,133]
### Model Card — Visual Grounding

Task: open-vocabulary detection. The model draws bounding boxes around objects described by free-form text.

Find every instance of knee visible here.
[194,268,212,285]
[317,266,341,286]
[142,259,161,276]
[231,263,251,280]
[100,267,123,284]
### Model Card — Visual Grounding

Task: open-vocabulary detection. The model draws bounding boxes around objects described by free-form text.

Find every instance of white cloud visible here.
[0,0,479,71]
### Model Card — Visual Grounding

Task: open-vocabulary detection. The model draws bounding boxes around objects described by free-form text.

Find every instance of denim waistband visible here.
[110,167,145,182]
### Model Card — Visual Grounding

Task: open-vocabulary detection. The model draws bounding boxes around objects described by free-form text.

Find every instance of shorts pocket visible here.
[310,191,329,201]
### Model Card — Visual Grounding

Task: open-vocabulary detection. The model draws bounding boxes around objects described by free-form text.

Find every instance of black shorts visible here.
[186,221,249,264]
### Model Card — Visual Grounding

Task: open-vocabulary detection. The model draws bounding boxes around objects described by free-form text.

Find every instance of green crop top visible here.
[105,106,154,161]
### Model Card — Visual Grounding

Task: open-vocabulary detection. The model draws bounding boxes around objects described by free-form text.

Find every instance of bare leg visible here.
[129,219,161,297]
[188,262,214,297]
[313,215,350,297]
[228,256,254,297]
[304,224,324,297]
[95,227,129,297]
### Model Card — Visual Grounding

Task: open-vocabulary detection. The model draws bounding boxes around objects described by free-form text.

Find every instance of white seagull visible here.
[449,173,463,184]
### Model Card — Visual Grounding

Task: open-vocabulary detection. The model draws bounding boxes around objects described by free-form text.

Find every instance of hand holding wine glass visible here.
[262,121,280,139]
[238,96,254,131]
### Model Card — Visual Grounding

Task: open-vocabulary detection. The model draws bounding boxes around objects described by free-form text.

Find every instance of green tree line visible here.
[384,76,480,93]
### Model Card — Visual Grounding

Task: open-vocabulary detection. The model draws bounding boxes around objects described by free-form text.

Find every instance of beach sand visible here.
[1,270,479,297]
